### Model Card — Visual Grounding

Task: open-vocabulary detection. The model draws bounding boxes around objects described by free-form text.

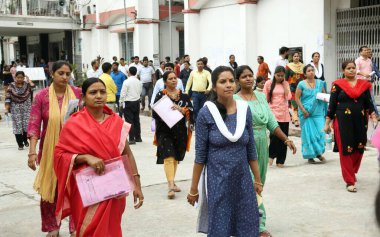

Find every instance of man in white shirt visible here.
[180,54,193,71]
[150,62,184,107]
[273,46,289,73]
[130,56,143,74]
[119,66,143,144]
[118,58,129,77]
[86,59,102,78]
[137,57,155,111]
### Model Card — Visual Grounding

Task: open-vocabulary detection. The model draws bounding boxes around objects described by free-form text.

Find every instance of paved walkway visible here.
[0,104,379,236]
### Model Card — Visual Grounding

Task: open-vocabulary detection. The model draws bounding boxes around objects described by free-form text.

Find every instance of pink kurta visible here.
[27,85,81,232]
[27,86,81,163]
[263,80,292,122]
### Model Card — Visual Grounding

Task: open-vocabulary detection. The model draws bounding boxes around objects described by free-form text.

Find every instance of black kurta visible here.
[327,80,374,155]
[153,90,194,164]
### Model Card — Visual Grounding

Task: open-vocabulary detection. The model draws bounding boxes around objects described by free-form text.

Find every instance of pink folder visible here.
[74,155,136,207]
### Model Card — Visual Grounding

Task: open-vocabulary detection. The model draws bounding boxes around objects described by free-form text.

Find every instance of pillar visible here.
[39,34,49,62]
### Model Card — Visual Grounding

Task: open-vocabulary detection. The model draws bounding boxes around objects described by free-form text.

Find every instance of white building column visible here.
[239,1,258,69]
[183,9,200,66]
[133,0,159,59]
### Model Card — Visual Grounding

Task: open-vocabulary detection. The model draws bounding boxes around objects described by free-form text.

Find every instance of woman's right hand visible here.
[324,123,331,134]
[85,155,105,175]
[28,154,37,171]
[302,110,309,118]
[187,188,199,206]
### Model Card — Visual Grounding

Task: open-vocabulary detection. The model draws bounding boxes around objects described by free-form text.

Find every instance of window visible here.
[120,32,134,60]
[178,30,184,57]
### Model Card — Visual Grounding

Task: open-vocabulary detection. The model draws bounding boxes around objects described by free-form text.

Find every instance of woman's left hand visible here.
[133,188,144,209]
[254,183,263,195]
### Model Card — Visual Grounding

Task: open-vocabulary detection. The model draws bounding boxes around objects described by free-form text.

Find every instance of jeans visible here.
[141,82,153,108]
[192,92,207,122]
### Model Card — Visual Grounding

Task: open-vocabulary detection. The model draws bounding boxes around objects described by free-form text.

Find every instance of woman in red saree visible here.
[54,78,144,236]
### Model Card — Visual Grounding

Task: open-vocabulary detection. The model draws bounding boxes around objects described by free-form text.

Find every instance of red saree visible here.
[54,106,130,237]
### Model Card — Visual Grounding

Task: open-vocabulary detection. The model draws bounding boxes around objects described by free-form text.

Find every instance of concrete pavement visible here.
[0,108,380,236]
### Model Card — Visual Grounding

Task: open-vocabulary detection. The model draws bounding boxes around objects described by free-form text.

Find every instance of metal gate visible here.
[336,5,380,96]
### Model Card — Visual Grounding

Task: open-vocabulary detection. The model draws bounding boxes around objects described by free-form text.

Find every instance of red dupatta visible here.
[333,79,371,99]
[54,106,130,237]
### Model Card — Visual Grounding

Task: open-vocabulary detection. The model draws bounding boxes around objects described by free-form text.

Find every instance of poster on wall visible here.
[153,54,160,68]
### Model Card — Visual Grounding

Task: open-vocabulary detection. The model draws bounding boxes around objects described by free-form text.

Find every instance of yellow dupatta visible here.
[287,62,305,74]
[33,84,76,203]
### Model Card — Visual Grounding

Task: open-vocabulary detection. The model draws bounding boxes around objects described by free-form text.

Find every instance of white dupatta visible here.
[196,100,249,234]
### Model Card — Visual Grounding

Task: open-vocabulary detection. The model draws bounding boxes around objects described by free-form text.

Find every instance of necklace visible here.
[96,113,106,123]
[306,79,315,89]
[166,89,179,100]
[240,91,254,101]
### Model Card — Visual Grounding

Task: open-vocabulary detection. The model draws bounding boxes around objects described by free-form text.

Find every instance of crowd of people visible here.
[1,44,380,236]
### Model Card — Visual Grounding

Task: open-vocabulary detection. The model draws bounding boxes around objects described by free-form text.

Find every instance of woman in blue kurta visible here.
[295,64,327,163]
[187,66,262,236]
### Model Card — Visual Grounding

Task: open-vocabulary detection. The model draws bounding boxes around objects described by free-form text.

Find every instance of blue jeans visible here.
[192,92,206,122]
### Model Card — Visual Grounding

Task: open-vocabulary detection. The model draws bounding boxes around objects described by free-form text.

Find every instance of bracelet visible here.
[133,173,140,178]
[254,182,263,186]
[28,153,37,157]
[284,139,292,145]
[188,192,199,197]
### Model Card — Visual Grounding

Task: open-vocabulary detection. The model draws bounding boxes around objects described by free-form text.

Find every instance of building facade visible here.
[79,0,185,69]
[0,0,81,66]
[183,0,380,88]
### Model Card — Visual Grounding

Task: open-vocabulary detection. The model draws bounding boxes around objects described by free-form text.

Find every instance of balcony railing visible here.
[0,0,71,17]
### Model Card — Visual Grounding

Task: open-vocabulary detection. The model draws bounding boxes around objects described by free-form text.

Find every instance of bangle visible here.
[284,139,292,145]
[133,173,140,178]
[28,153,37,157]
[254,182,263,186]
[188,192,199,197]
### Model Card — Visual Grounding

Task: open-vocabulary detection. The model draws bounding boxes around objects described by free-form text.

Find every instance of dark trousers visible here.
[192,92,207,122]
[115,95,123,117]
[15,132,28,148]
[123,100,141,141]
[269,122,289,164]
[141,82,153,108]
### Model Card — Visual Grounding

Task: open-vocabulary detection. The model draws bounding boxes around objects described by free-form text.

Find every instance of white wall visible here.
[256,0,325,75]
[160,17,182,61]
[323,0,351,87]
[197,1,246,69]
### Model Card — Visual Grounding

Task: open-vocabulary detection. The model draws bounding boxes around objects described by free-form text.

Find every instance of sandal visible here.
[294,120,300,127]
[317,156,326,164]
[346,185,357,193]
[276,164,284,168]
[268,158,274,166]
[168,189,175,199]
[308,159,316,164]
[260,230,273,237]
[46,230,59,237]
[173,184,181,192]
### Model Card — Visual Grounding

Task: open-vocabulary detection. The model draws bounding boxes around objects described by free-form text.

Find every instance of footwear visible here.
[317,156,326,163]
[135,138,142,142]
[18,146,24,150]
[260,230,273,237]
[346,185,357,193]
[276,164,284,168]
[168,189,175,199]
[308,159,316,164]
[46,230,59,237]
[129,140,136,145]
[140,107,145,111]
[24,141,29,147]
[294,120,300,127]
[173,184,181,192]
[268,158,274,166]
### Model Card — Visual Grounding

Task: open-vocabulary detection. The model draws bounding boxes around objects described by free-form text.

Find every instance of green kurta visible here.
[234,91,279,233]
[234,91,278,184]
